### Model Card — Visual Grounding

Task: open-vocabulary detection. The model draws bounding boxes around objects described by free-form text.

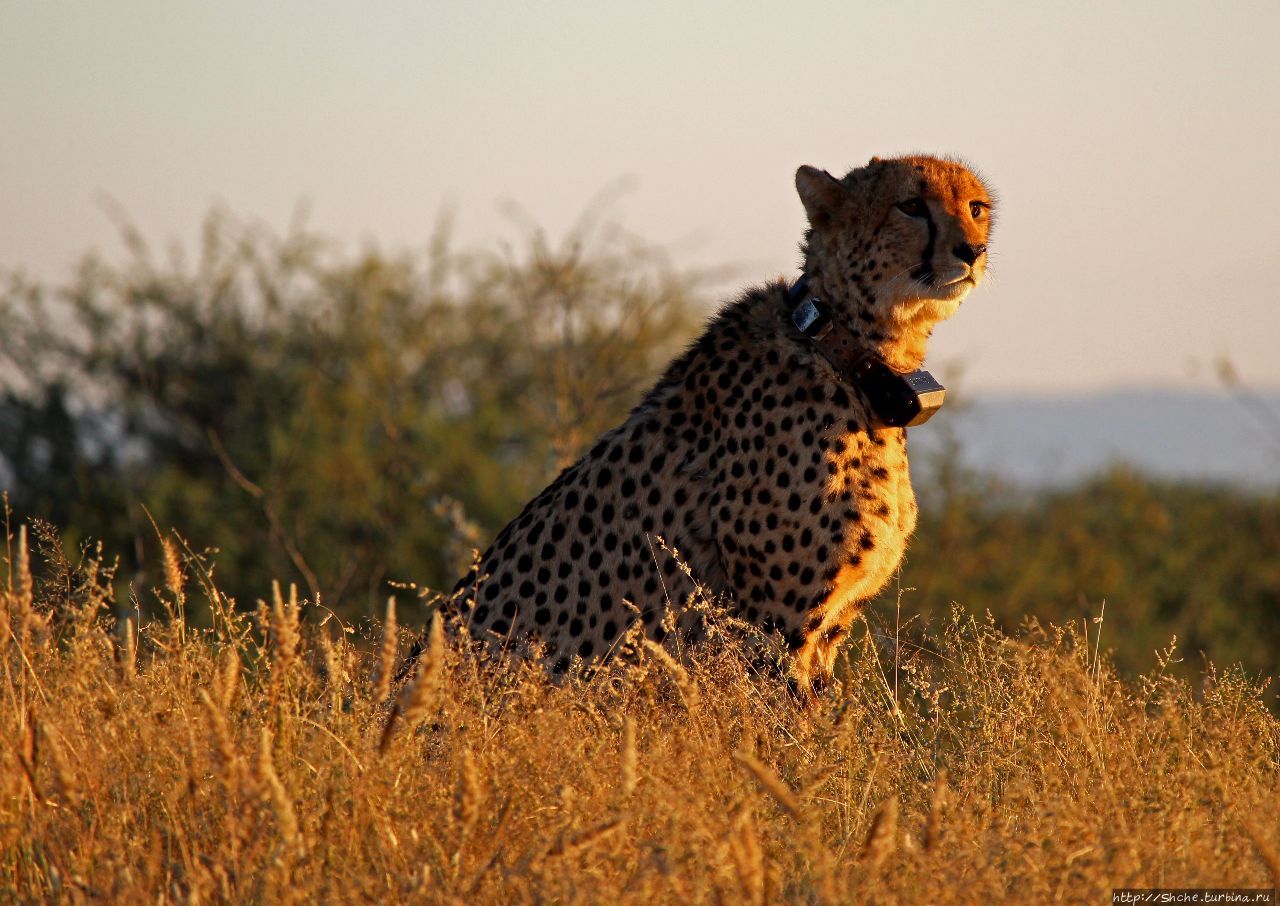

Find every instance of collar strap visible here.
[786,276,946,428]
[788,275,876,375]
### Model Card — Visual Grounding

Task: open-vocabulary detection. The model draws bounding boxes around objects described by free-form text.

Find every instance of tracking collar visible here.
[786,276,946,429]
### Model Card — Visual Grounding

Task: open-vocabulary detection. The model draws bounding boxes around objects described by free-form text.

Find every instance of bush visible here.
[0,208,707,622]
[901,465,1280,699]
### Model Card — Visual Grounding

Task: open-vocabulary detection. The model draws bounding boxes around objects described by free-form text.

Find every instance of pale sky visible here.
[2,1,1278,393]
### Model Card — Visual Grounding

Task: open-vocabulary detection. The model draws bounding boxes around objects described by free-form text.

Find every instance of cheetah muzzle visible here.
[405,154,995,695]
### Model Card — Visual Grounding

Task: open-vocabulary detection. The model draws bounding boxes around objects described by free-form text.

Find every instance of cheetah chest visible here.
[828,429,916,594]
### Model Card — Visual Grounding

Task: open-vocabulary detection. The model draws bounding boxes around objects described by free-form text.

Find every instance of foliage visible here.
[1,527,1277,902]
[901,463,1280,698]
[0,209,706,620]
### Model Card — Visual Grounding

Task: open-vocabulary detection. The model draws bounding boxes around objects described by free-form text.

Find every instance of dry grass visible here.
[2,525,1279,904]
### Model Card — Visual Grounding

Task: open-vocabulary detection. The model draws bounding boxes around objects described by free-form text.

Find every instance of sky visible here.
[2,0,1278,394]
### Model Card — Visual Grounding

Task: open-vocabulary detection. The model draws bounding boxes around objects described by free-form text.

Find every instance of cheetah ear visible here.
[795,165,846,225]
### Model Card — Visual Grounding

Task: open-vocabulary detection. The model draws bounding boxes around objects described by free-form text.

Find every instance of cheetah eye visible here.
[895,198,926,218]
[970,201,989,219]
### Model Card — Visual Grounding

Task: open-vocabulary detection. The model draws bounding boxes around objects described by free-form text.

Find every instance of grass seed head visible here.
[1242,818,1280,889]
[545,816,625,860]
[380,610,444,752]
[860,796,899,871]
[375,596,398,706]
[219,646,241,712]
[269,581,301,677]
[119,617,137,681]
[162,537,185,607]
[641,639,700,714]
[44,725,81,809]
[733,750,801,819]
[729,807,766,906]
[455,747,483,839]
[620,716,638,799]
[318,628,345,694]
[401,610,444,726]
[12,525,34,649]
[924,769,949,852]
[258,726,299,849]
[199,688,240,787]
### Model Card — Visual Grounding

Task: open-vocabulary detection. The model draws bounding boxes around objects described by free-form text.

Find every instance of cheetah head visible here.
[795,155,994,371]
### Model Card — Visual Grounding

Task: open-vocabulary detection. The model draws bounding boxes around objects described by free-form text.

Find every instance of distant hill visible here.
[912,388,1280,488]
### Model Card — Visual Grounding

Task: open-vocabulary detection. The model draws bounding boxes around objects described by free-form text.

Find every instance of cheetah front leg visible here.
[708,494,891,698]
[788,563,886,695]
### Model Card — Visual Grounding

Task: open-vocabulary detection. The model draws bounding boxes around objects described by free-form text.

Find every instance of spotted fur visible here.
[422,154,994,692]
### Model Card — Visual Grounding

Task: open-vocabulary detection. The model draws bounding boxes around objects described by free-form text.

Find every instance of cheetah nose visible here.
[952,242,987,265]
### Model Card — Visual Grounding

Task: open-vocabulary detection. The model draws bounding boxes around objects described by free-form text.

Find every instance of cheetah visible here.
[410,154,994,693]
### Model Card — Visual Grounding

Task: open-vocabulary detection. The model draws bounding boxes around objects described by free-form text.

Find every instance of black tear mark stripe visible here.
[912,181,938,284]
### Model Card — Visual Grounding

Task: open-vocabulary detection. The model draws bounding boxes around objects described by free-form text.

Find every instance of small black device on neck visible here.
[787,277,946,429]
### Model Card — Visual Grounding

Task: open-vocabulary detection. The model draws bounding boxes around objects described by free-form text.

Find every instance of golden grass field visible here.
[3,523,1279,904]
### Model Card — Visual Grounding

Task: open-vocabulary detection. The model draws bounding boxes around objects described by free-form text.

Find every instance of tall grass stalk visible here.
[1,526,1277,903]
